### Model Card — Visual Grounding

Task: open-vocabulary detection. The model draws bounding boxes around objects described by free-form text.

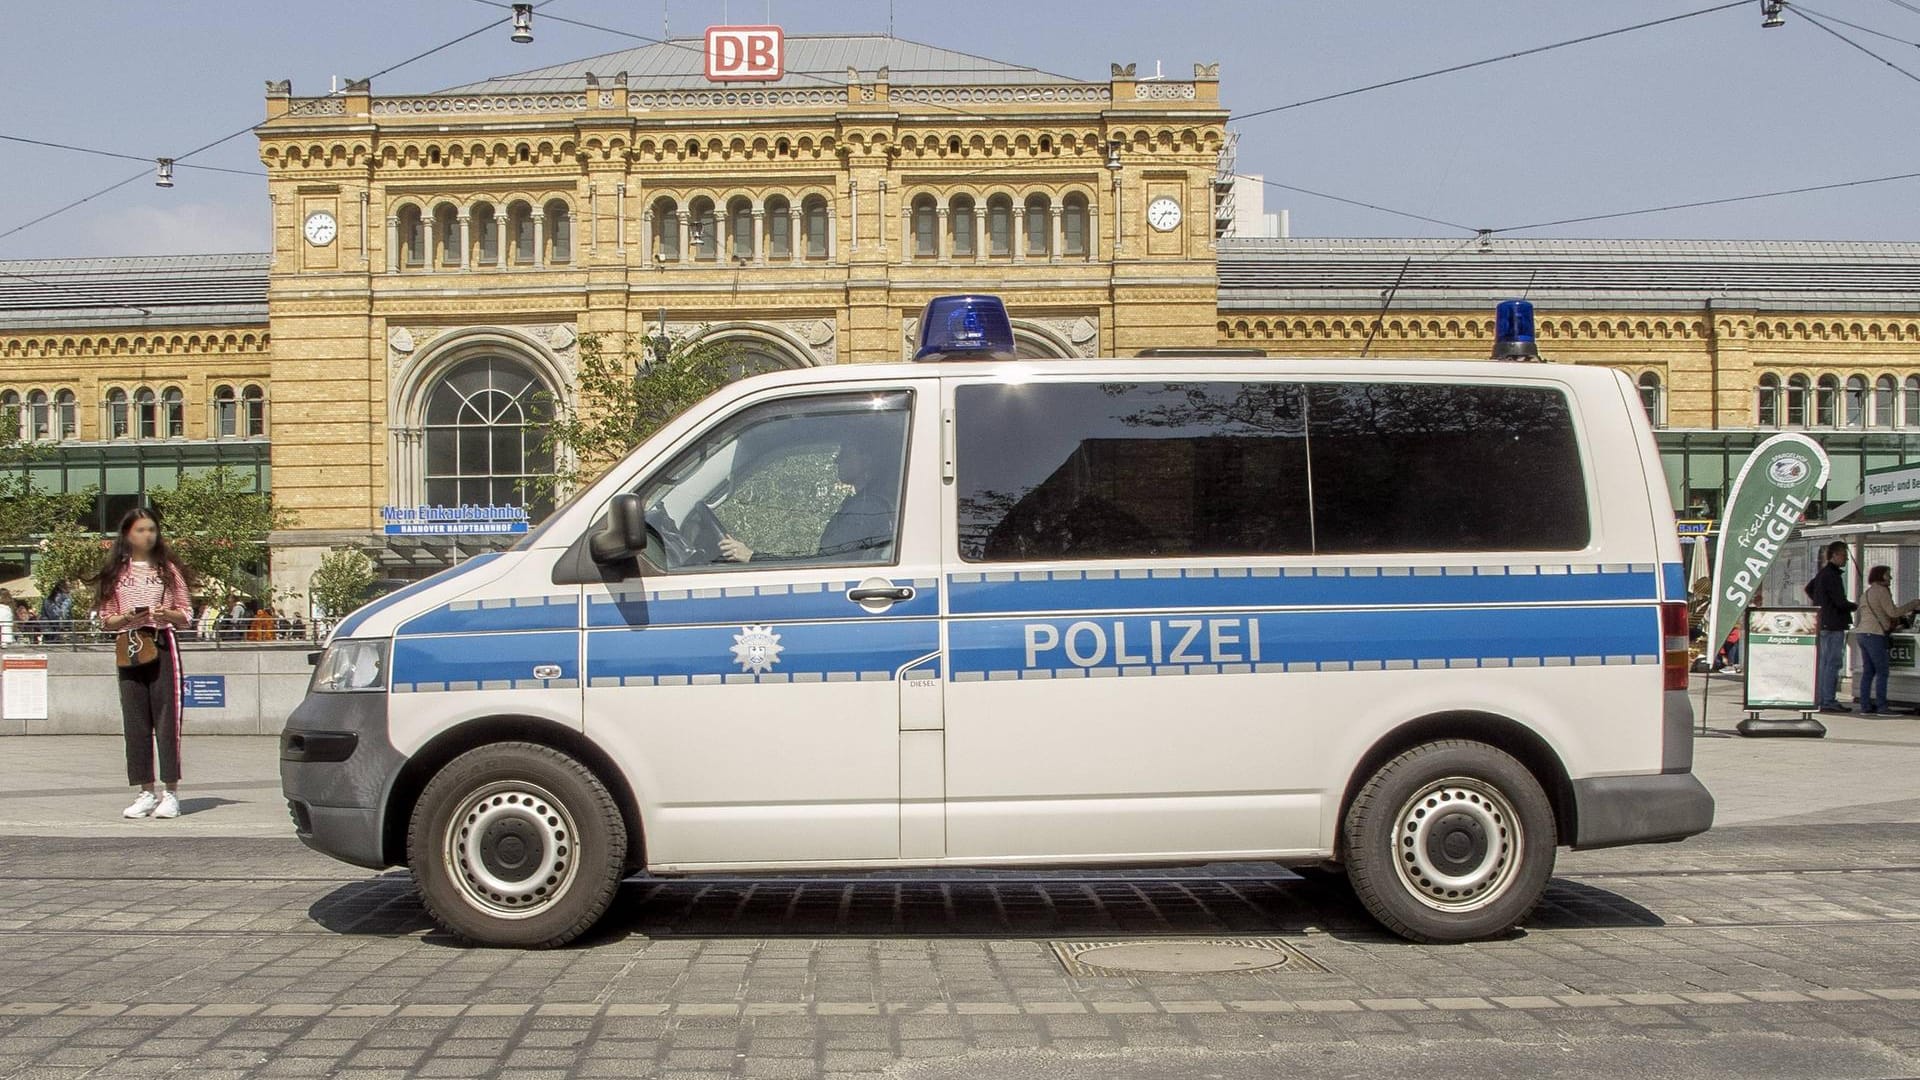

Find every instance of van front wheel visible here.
[408,742,627,948]
[1343,740,1556,943]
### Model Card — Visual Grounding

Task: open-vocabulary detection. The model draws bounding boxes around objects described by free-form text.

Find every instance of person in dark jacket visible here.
[1805,541,1857,712]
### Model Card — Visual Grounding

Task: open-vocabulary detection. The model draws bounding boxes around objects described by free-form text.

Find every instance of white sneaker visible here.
[152,792,180,820]
[123,791,159,819]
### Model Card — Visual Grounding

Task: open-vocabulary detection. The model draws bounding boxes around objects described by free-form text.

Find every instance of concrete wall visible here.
[0,647,312,736]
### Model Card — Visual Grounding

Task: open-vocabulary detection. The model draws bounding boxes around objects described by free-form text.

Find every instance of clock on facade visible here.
[303,211,337,246]
[1146,197,1182,232]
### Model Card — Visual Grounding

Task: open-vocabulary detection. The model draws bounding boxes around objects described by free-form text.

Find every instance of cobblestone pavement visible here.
[0,678,1917,1078]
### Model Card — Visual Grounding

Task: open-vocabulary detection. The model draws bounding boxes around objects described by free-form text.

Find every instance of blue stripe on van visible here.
[948,604,1659,680]
[397,594,579,636]
[390,630,579,692]
[333,552,503,639]
[947,564,1656,615]
[586,578,937,628]
[584,618,939,686]
[1662,562,1687,600]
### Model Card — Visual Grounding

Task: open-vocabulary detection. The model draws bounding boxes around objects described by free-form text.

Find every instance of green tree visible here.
[147,466,289,606]
[32,520,107,618]
[531,328,743,501]
[0,404,97,550]
[308,546,378,621]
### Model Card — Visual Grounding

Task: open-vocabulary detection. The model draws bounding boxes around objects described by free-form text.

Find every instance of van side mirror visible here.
[589,493,646,564]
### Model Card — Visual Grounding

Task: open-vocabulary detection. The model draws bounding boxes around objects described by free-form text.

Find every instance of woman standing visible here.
[1855,564,1919,715]
[93,508,193,819]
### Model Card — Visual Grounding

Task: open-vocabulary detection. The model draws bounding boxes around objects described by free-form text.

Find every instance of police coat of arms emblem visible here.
[730,625,784,674]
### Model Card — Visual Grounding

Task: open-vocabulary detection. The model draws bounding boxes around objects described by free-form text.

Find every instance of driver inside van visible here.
[718,434,896,563]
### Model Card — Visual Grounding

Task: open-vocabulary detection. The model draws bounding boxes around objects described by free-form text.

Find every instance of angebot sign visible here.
[705,26,783,82]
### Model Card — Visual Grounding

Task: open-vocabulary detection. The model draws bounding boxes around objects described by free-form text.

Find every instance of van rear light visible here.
[1661,602,1691,691]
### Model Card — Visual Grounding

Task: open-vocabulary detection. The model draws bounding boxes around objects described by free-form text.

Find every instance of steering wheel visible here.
[680,501,729,565]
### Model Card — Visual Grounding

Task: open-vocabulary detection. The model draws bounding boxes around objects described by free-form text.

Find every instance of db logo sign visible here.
[705,25,783,82]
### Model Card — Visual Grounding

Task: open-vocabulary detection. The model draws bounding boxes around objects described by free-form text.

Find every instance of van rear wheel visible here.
[408,742,627,948]
[1343,740,1556,943]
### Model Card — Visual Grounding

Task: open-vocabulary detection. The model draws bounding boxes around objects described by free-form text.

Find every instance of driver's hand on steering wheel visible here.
[718,536,754,562]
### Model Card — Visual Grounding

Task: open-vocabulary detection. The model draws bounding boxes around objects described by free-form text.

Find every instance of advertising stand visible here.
[1738,608,1824,737]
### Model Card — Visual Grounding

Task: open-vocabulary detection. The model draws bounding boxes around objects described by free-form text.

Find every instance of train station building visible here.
[4,31,1920,609]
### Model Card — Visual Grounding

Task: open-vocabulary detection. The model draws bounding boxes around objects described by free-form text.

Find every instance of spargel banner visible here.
[1706,432,1831,655]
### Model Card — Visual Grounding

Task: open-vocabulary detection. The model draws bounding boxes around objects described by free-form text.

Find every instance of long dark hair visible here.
[93,507,191,610]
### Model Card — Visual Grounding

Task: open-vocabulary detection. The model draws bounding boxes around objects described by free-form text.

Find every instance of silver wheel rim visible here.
[442,780,579,919]
[1391,776,1523,913]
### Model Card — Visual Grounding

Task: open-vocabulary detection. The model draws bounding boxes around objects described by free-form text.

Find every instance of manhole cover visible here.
[1051,938,1326,976]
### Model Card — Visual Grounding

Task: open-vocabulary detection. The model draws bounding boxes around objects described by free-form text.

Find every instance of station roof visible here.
[1219,237,1920,313]
[0,253,269,331]
[441,34,1087,95]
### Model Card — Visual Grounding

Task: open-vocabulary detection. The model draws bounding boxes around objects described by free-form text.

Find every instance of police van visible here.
[282,295,1712,947]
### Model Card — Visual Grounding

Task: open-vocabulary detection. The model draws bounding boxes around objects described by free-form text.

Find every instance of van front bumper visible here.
[280,691,405,870]
[1570,772,1715,850]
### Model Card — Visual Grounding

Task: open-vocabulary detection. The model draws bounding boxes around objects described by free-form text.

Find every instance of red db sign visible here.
[705,26,783,82]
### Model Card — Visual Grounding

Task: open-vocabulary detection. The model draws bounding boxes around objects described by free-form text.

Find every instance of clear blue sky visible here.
[3,0,1918,259]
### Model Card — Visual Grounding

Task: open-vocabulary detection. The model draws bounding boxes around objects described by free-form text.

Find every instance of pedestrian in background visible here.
[226,597,247,642]
[1806,541,1857,713]
[41,581,73,645]
[92,508,193,821]
[197,601,220,642]
[1854,564,1918,715]
[0,587,14,646]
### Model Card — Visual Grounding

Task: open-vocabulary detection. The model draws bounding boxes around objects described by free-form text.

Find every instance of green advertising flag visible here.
[1706,432,1831,654]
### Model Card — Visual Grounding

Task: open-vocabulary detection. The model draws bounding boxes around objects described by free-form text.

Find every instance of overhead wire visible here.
[1787,3,1920,47]
[0,134,267,177]
[1790,4,1920,84]
[1488,168,1920,234]
[1228,0,1749,122]
[0,2,542,247]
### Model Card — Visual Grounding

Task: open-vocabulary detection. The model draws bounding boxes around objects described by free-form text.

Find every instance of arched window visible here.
[690,197,718,260]
[727,196,754,261]
[1637,371,1664,427]
[431,204,460,269]
[423,356,555,514]
[213,384,237,438]
[242,384,266,437]
[1786,374,1810,427]
[105,388,129,439]
[950,195,976,258]
[1874,375,1898,428]
[1844,375,1868,429]
[54,389,76,440]
[1906,376,1920,428]
[396,205,425,268]
[986,194,1013,257]
[765,195,791,259]
[651,197,680,261]
[25,390,50,442]
[1756,374,1781,428]
[471,202,499,267]
[543,199,571,264]
[911,194,938,258]
[801,195,829,259]
[0,390,19,441]
[1024,194,1051,257]
[1815,374,1839,427]
[1062,193,1089,257]
[162,387,185,438]
[134,387,158,439]
[506,201,535,266]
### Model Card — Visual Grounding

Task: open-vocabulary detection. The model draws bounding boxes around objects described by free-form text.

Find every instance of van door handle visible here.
[848,586,914,603]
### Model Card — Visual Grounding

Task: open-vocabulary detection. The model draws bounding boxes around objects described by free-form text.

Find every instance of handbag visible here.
[115,626,160,670]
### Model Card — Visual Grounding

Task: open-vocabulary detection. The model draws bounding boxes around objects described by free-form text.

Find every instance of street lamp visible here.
[510,3,534,43]
[1761,0,1785,28]
[154,158,174,189]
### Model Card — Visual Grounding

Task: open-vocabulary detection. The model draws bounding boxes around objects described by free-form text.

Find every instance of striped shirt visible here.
[98,560,190,619]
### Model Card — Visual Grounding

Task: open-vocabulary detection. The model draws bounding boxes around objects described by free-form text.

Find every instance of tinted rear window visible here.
[955,380,1588,561]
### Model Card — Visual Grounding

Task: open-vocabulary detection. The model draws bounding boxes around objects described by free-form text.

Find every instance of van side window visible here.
[632,391,912,571]
[956,382,1312,561]
[1305,383,1589,553]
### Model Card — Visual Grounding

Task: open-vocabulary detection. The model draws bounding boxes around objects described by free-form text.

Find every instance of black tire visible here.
[1342,740,1556,943]
[407,742,628,948]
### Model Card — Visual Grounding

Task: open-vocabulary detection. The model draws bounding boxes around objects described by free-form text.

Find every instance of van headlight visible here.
[313,639,389,693]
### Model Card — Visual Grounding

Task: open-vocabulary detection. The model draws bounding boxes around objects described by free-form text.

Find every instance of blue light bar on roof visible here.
[1491,299,1540,361]
[913,294,1016,361]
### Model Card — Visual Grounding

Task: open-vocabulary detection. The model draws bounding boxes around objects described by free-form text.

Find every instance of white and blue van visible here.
[282,295,1711,947]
